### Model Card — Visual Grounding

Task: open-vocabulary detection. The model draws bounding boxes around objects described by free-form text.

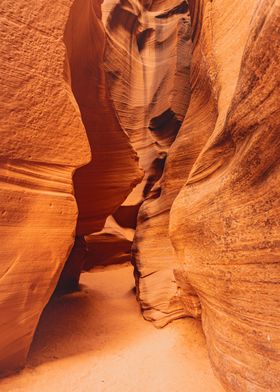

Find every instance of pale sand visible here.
[0,264,224,392]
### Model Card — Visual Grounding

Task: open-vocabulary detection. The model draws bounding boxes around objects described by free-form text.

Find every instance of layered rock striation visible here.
[0,0,279,390]
[103,0,280,390]
[55,0,143,291]
[0,0,141,374]
[0,0,90,374]
[170,0,280,391]
[102,0,193,326]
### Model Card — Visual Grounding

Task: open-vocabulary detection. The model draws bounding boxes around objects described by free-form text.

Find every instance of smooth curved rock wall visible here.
[56,0,143,291]
[0,0,142,373]
[0,0,90,374]
[1,2,279,389]
[103,0,193,325]
[170,1,280,391]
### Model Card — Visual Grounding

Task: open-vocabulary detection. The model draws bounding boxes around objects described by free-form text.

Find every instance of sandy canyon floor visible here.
[0,264,224,392]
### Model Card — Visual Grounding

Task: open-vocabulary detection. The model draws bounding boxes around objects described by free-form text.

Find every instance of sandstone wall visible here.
[55,0,143,291]
[170,0,280,391]
[1,1,279,389]
[0,0,90,374]
[0,0,142,373]
[102,0,193,325]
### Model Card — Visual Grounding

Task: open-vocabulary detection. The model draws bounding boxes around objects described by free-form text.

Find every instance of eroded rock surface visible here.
[102,0,193,326]
[1,1,279,390]
[56,0,143,290]
[103,0,191,201]
[170,1,280,391]
[84,216,134,269]
[0,0,90,374]
[0,0,142,374]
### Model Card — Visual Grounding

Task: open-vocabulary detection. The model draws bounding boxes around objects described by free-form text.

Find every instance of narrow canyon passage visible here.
[0,264,224,392]
[1,0,279,390]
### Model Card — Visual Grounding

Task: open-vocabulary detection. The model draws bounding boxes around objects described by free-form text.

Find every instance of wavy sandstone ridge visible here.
[102,0,193,326]
[0,0,90,374]
[0,0,279,389]
[103,0,191,206]
[0,0,141,374]
[56,0,142,291]
[170,0,280,391]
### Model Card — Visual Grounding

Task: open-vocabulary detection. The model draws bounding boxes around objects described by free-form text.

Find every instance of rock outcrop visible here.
[1,0,279,390]
[0,0,90,374]
[84,216,134,269]
[170,0,280,391]
[0,0,141,374]
[55,0,143,291]
[103,0,191,202]
[103,0,280,390]
[102,0,193,326]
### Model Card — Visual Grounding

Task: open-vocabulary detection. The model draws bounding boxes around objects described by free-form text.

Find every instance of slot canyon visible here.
[0,0,279,391]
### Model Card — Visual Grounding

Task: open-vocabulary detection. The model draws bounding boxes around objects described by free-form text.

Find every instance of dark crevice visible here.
[155,1,189,19]
[149,108,182,142]
[136,28,154,51]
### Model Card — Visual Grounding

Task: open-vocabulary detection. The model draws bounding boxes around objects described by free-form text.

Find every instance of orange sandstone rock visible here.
[0,0,142,374]
[66,0,142,236]
[84,216,134,269]
[1,1,279,390]
[103,0,193,325]
[103,0,191,203]
[57,0,143,290]
[170,0,280,391]
[0,0,90,374]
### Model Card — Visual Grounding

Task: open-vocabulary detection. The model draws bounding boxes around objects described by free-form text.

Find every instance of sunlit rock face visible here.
[55,0,143,291]
[0,0,90,375]
[102,0,193,326]
[170,0,280,391]
[1,0,279,388]
[84,216,134,269]
[0,0,142,374]
[103,0,191,198]
[66,0,142,237]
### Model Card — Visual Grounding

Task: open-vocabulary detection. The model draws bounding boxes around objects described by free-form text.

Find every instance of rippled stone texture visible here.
[170,1,280,391]
[0,0,142,374]
[0,0,90,374]
[84,216,134,269]
[103,0,193,326]
[55,0,143,291]
[1,0,279,389]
